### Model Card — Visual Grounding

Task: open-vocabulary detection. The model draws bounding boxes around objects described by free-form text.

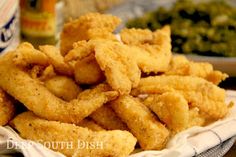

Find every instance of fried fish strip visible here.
[60,13,121,55]
[111,95,170,150]
[64,40,95,62]
[12,42,49,67]
[120,26,172,73]
[143,92,189,133]
[0,53,118,124]
[95,41,141,94]
[90,105,128,130]
[77,118,105,131]
[74,54,105,84]
[39,45,73,76]
[166,55,228,84]
[45,76,82,101]
[11,112,137,157]
[0,88,15,126]
[132,75,228,119]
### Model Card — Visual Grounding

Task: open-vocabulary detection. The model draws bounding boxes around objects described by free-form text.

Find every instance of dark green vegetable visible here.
[126,0,236,57]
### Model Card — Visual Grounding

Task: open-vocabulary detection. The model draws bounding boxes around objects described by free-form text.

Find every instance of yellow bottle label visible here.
[20,0,56,37]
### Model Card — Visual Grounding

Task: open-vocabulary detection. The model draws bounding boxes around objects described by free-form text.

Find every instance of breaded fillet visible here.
[95,41,141,94]
[166,55,228,84]
[60,13,121,55]
[144,92,189,133]
[77,118,105,131]
[11,112,137,157]
[0,88,15,126]
[111,95,170,150]
[90,105,128,130]
[132,75,229,119]
[120,26,172,73]
[0,52,118,124]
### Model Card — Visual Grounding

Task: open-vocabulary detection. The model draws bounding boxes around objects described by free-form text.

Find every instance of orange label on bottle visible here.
[20,0,56,37]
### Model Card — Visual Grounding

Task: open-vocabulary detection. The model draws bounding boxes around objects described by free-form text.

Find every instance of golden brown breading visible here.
[0,88,15,126]
[74,54,105,84]
[77,118,105,131]
[143,92,189,133]
[132,75,229,119]
[120,26,172,73]
[38,65,57,81]
[45,76,82,101]
[11,112,137,157]
[120,28,153,45]
[64,40,95,62]
[12,42,49,67]
[166,55,228,84]
[39,45,73,76]
[0,52,118,124]
[188,107,206,128]
[111,95,170,150]
[60,13,121,55]
[90,105,128,130]
[95,41,141,94]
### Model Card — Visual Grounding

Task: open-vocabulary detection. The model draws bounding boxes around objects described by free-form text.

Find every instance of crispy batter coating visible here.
[132,75,229,119]
[11,112,137,157]
[111,95,170,150]
[120,26,172,73]
[45,76,82,101]
[144,92,189,133]
[0,88,15,126]
[0,52,118,124]
[64,40,95,62]
[95,41,141,94]
[74,54,105,84]
[39,65,57,81]
[188,107,206,128]
[39,45,73,76]
[166,55,228,84]
[77,118,105,131]
[60,13,121,55]
[90,105,128,130]
[12,42,49,67]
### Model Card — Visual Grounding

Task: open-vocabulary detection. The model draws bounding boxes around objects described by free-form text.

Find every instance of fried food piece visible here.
[12,42,49,67]
[39,45,73,76]
[120,26,172,73]
[90,105,128,130]
[64,39,105,62]
[11,112,137,157]
[60,13,121,55]
[64,40,95,62]
[111,95,170,150]
[0,53,118,124]
[188,107,206,128]
[77,118,105,131]
[132,75,229,119]
[0,89,15,126]
[143,92,189,133]
[74,54,105,84]
[95,41,141,94]
[29,65,57,81]
[166,55,228,84]
[38,65,57,81]
[120,28,153,45]
[29,65,45,79]
[45,76,82,101]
